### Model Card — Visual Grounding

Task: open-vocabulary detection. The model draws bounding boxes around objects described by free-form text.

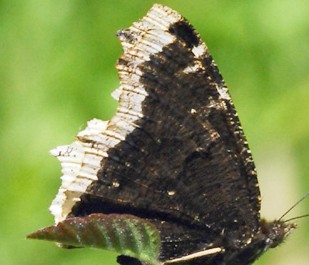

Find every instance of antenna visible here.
[279,192,309,222]
[283,214,309,223]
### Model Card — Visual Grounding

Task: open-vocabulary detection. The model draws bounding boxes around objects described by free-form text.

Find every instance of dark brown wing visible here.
[81,3,259,232]
[50,4,261,264]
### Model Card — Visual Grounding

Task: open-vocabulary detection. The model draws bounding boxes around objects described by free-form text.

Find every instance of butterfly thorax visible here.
[221,219,296,265]
[259,219,296,248]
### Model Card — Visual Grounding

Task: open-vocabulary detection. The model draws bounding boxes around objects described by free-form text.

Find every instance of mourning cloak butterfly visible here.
[30,4,296,265]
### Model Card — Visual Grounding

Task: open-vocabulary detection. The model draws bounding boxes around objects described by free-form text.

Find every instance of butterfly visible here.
[28,4,295,265]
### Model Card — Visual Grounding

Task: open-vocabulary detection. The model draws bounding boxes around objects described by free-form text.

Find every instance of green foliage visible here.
[1,1,308,265]
[28,214,161,265]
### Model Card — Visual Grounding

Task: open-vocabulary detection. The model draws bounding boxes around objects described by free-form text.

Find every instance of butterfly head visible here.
[261,219,296,249]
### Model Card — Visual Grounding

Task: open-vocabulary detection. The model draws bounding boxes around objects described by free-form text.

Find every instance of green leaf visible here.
[27,213,161,265]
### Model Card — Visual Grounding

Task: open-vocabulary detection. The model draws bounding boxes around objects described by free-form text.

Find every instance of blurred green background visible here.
[1,0,308,264]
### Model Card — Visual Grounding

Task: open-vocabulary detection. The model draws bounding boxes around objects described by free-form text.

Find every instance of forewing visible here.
[50,4,260,245]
